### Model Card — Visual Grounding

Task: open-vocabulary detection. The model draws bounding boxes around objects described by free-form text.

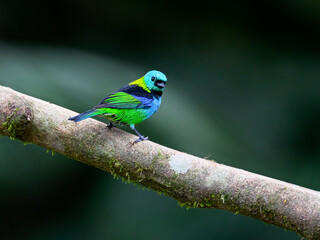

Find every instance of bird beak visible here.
[155,80,166,89]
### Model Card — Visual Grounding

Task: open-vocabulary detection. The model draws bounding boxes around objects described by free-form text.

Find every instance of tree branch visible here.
[0,85,319,239]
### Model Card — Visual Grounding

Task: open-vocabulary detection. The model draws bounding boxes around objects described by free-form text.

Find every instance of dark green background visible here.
[0,1,319,239]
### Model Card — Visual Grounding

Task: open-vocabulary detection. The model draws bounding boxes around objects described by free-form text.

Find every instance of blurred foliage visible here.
[1,1,320,239]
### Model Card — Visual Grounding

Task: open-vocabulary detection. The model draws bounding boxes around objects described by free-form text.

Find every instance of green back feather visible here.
[101,92,142,109]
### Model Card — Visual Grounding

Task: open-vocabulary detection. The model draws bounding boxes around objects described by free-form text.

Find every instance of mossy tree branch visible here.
[0,85,319,239]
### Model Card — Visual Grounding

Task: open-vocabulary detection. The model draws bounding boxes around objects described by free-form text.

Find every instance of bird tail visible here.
[68,109,100,122]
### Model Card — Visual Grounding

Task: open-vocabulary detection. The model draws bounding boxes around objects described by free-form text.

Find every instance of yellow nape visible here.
[129,77,151,93]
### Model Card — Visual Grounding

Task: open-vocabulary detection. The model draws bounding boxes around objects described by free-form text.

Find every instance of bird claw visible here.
[106,122,115,129]
[132,136,148,145]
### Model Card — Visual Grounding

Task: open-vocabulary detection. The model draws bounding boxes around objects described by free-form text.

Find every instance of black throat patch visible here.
[151,90,162,99]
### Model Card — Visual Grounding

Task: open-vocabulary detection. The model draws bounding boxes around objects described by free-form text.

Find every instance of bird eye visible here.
[151,76,156,81]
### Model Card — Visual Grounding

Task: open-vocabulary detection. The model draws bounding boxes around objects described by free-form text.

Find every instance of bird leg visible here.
[106,121,115,129]
[130,124,148,144]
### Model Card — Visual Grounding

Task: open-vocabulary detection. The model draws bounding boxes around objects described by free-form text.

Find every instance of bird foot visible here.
[132,136,148,145]
[106,122,115,129]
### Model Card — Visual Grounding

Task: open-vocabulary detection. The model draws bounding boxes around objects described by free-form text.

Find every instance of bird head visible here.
[144,70,167,92]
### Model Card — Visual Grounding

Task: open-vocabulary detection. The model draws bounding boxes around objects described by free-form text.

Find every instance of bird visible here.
[68,70,167,144]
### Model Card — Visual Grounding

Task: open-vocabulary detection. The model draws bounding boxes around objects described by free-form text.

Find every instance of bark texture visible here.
[0,85,319,239]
